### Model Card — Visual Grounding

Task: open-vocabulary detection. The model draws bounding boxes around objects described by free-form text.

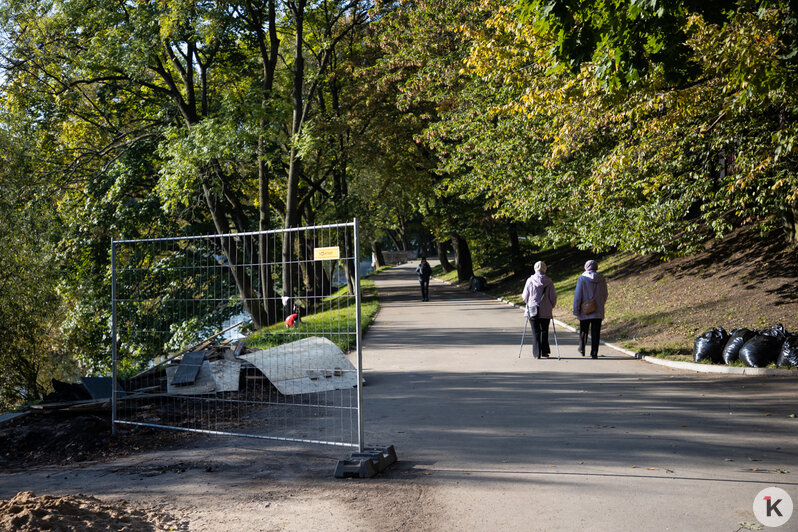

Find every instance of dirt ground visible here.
[0,411,435,531]
[0,359,435,531]
[0,490,186,531]
[602,226,798,350]
[0,413,188,531]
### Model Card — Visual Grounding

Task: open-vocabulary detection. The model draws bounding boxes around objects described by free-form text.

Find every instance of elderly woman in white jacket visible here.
[573,259,609,358]
[522,261,557,359]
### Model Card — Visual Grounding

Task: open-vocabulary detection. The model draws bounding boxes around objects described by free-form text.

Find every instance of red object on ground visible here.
[285,313,299,327]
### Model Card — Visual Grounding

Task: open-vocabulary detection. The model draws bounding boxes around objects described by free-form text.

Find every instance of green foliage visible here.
[423,0,798,256]
[0,122,78,410]
[515,0,736,89]
[157,119,257,212]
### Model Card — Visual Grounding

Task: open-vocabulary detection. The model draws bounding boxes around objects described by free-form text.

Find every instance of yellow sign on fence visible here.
[314,246,340,260]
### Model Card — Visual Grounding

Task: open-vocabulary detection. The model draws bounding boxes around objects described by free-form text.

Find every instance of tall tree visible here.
[0,116,76,408]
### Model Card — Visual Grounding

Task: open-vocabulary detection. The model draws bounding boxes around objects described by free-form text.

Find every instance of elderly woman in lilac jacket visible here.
[522,261,557,359]
[573,260,609,358]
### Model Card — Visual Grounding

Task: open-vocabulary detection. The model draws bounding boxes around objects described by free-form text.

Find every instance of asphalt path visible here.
[361,261,798,531]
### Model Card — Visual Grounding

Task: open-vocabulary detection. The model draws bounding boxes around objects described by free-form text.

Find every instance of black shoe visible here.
[578,348,585,356]
[541,354,550,358]
[591,355,598,359]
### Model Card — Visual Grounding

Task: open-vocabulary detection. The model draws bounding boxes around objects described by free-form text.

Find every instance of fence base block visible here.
[334,445,398,478]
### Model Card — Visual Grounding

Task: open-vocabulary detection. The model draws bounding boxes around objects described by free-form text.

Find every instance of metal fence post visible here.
[353,218,364,452]
[110,239,118,436]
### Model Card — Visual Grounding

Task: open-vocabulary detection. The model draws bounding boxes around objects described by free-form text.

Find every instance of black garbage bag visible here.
[769,323,790,340]
[777,336,798,367]
[693,327,729,363]
[739,328,786,368]
[722,328,755,365]
[469,275,487,292]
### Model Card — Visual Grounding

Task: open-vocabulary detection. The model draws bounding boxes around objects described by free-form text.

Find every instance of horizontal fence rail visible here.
[112,220,364,450]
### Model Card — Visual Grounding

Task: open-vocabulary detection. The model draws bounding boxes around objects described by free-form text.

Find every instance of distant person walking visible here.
[416,256,432,301]
[573,259,609,358]
[522,261,557,359]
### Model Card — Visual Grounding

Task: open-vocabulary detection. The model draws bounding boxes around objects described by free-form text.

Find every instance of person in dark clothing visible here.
[415,257,432,301]
[521,261,557,359]
[573,259,609,358]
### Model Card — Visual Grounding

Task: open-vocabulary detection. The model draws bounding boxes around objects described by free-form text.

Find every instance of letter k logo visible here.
[765,496,783,517]
[754,487,792,527]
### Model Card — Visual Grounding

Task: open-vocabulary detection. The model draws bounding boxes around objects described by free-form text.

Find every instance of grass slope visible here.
[434,227,798,359]
[246,277,380,353]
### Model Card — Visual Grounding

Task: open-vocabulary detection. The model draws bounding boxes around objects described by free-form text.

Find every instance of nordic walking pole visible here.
[518,314,528,358]
[551,319,561,360]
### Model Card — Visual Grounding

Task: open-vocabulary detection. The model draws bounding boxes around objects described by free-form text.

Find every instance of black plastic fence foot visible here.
[334,445,398,478]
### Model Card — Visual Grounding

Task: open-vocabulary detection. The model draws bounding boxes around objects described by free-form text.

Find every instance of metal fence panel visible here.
[111,221,363,450]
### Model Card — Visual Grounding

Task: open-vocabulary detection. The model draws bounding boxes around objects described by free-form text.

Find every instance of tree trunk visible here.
[419,225,433,258]
[451,233,473,283]
[253,0,281,326]
[399,222,410,252]
[153,35,271,328]
[784,200,798,244]
[282,0,306,296]
[203,183,268,329]
[437,241,454,273]
[257,144,280,325]
[298,206,332,304]
[342,227,357,294]
[372,240,386,268]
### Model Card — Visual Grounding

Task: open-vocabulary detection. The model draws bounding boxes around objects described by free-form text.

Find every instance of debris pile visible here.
[1,335,358,466]
[0,491,186,531]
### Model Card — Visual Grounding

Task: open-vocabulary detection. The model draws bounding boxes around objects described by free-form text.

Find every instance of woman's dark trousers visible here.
[419,279,430,300]
[530,317,551,358]
[580,319,602,358]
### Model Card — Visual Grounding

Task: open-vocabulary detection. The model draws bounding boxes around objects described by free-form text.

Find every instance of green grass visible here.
[431,264,459,284]
[246,278,379,354]
[637,345,693,361]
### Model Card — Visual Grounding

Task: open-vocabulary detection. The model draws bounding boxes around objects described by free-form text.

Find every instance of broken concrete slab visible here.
[209,359,241,393]
[166,360,214,395]
[165,359,241,395]
[239,336,357,396]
